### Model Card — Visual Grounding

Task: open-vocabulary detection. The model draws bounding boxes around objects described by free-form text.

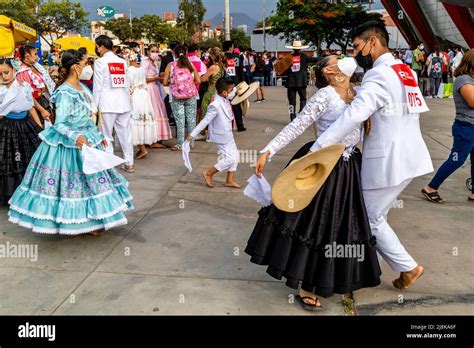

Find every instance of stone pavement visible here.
[0,86,472,315]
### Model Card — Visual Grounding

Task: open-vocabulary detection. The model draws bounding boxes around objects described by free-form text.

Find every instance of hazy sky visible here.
[79,0,279,21]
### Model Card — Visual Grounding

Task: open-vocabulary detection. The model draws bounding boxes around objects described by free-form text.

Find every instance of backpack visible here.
[171,62,197,99]
[430,55,442,78]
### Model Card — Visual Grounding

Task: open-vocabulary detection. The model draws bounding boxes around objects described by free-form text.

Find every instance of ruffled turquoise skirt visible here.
[8,142,134,235]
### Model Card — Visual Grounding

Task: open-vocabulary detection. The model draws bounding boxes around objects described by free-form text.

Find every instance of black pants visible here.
[287,87,307,121]
[232,103,245,130]
[264,71,271,86]
[164,95,174,125]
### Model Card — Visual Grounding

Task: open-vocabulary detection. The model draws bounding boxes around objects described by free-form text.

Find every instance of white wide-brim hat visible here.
[231,81,260,105]
[285,40,309,50]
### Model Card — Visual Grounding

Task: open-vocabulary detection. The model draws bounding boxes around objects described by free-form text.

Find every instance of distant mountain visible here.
[206,12,258,30]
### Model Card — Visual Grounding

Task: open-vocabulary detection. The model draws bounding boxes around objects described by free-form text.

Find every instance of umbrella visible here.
[54,36,98,58]
[0,15,37,57]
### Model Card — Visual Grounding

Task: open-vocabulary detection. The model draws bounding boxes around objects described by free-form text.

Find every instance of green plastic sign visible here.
[97,6,115,18]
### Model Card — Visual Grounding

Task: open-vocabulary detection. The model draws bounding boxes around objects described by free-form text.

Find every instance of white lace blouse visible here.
[261,85,362,160]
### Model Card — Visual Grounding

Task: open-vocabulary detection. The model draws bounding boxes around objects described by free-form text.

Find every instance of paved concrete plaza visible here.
[0,86,472,315]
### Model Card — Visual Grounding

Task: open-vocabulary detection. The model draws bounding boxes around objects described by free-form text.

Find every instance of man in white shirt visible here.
[93,35,135,173]
[451,46,464,77]
[403,47,413,65]
[311,21,433,291]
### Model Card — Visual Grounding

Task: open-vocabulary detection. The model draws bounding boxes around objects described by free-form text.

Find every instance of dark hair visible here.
[174,45,194,73]
[95,35,113,50]
[189,44,199,53]
[216,77,233,94]
[57,49,86,86]
[0,58,15,69]
[128,42,139,49]
[78,47,88,56]
[223,41,234,53]
[19,44,37,61]
[314,56,332,89]
[169,42,178,50]
[351,20,389,47]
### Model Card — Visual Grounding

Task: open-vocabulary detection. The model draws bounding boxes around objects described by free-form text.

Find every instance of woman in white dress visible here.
[126,51,158,159]
[246,55,381,311]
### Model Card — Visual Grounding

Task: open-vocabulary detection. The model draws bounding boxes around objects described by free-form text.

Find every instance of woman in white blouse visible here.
[245,55,381,311]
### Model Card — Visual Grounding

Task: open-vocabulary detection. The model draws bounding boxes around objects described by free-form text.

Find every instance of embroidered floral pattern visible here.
[22,161,125,199]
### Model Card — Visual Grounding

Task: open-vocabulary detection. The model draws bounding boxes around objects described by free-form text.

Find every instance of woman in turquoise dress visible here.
[8,49,134,235]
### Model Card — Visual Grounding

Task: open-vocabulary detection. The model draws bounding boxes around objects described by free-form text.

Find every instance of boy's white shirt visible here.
[190,94,234,144]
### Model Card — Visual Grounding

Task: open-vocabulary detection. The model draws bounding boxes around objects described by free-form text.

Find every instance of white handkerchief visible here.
[81,146,125,174]
[182,140,192,172]
[243,174,272,207]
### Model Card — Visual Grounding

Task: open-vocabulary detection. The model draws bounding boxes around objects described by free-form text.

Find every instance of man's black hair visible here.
[95,35,113,50]
[351,20,389,47]
[169,42,179,50]
[223,40,234,52]
[189,44,199,53]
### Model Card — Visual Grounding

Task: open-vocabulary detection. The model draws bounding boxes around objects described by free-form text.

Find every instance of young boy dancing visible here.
[186,77,241,188]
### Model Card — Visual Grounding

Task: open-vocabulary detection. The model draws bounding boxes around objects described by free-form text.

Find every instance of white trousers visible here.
[363,178,418,273]
[215,140,239,172]
[101,112,134,166]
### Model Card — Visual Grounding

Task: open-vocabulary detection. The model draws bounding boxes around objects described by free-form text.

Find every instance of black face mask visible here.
[355,41,373,70]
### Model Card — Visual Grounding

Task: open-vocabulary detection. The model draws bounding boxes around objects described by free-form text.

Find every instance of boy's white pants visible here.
[101,112,134,166]
[363,178,417,273]
[215,140,239,172]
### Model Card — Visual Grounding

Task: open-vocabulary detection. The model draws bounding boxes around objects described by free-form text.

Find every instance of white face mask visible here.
[335,57,358,78]
[79,65,93,80]
[419,45,424,50]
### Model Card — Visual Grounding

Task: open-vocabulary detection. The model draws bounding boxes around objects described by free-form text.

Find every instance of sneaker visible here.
[254,99,261,103]
[237,127,247,132]
[261,98,266,102]
[122,165,135,173]
[256,100,262,103]
[426,96,433,99]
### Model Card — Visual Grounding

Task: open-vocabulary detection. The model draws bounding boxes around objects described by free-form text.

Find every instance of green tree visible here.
[140,15,188,44]
[267,0,382,54]
[36,0,89,46]
[323,3,382,53]
[0,0,40,29]
[176,0,206,37]
[102,17,145,42]
[219,28,250,48]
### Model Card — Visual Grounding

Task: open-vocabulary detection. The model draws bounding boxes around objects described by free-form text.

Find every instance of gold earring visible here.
[335,73,345,83]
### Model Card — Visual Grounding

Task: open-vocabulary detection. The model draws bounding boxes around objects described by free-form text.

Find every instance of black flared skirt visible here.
[245,141,381,298]
[0,116,42,202]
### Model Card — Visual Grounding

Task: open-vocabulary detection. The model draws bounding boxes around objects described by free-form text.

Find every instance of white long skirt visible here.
[131,88,158,146]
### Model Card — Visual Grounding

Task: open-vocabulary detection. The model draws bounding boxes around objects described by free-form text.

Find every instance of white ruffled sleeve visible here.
[260,87,331,158]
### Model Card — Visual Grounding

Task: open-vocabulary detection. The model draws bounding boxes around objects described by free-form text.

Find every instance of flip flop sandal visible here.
[295,295,323,311]
[421,189,445,203]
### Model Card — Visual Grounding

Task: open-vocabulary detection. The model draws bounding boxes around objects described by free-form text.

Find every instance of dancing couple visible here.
[246,21,433,310]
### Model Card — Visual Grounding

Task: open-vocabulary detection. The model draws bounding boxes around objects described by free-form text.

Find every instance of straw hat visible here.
[231,81,259,105]
[285,40,309,50]
[271,144,345,213]
[241,99,250,116]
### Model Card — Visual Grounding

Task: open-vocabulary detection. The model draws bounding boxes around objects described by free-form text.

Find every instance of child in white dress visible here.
[126,51,158,159]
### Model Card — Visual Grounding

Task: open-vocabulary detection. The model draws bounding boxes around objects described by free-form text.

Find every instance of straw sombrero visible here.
[271,144,345,213]
[285,40,309,50]
[231,81,259,105]
[241,99,250,116]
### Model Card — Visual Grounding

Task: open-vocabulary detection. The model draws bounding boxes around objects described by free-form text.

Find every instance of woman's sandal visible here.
[150,143,167,149]
[421,189,445,204]
[295,295,323,311]
[170,145,182,152]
